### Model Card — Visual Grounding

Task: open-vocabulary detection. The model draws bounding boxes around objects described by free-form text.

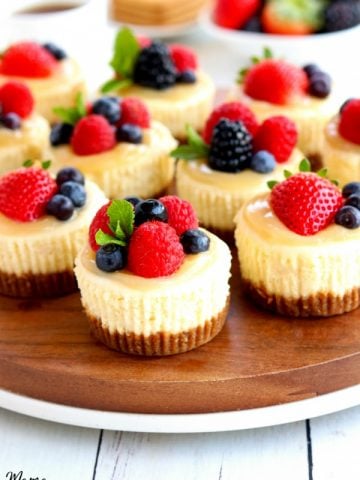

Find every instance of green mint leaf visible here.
[284,170,292,179]
[110,27,140,79]
[41,160,52,170]
[23,159,34,167]
[263,47,273,59]
[107,199,134,239]
[187,124,210,150]
[317,167,328,178]
[101,77,133,93]
[95,229,126,247]
[299,158,311,172]
[53,93,86,125]
[171,145,208,160]
[75,92,86,118]
[267,180,279,190]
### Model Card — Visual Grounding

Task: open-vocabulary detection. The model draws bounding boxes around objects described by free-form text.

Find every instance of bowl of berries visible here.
[201,0,360,70]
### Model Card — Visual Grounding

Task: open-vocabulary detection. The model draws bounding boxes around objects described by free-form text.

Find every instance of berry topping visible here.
[342,182,360,198]
[270,171,343,236]
[308,71,332,99]
[116,124,142,144]
[335,205,360,229]
[50,123,74,146]
[92,97,121,125]
[250,150,276,173]
[159,195,198,235]
[46,194,74,221]
[71,114,116,155]
[243,58,308,105]
[338,99,360,145]
[213,0,261,29]
[96,244,126,272]
[169,44,198,73]
[0,41,58,78]
[133,41,177,90]
[0,167,57,222]
[89,202,112,252]
[56,167,84,186]
[124,196,143,207]
[137,35,151,49]
[43,42,67,61]
[59,181,86,207]
[0,113,21,130]
[303,64,321,77]
[324,0,360,32]
[203,101,259,144]
[134,199,168,226]
[128,221,185,278]
[176,70,196,84]
[209,119,253,172]
[345,194,360,210]
[180,229,210,254]
[253,116,298,163]
[117,97,150,128]
[0,81,34,119]
[340,98,355,114]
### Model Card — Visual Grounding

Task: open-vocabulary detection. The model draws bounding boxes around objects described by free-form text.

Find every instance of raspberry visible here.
[339,99,360,145]
[133,41,176,90]
[213,0,261,29]
[137,35,151,48]
[244,59,309,105]
[88,202,112,251]
[0,81,34,118]
[270,173,344,236]
[0,167,57,222]
[71,115,116,156]
[203,101,259,144]
[253,116,298,163]
[118,97,150,128]
[0,42,58,78]
[169,44,198,73]
[128,221,185,278]
[159,195,198,235]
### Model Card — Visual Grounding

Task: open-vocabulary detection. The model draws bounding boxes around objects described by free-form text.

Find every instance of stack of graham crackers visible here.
[109,0,209,26]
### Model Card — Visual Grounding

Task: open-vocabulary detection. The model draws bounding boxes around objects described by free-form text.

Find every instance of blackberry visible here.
[208,119,253,173]
[133,41,177,90]
[324,0,360,32]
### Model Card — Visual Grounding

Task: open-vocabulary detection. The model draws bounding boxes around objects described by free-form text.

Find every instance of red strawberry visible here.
[0,42,58,78]
[88,201,112,252]
[213,0,261,29]
[253,116,297,163]
[159,195,198,235]
[0,81,34,118]
[339,99,360,145]
[261,2,316,35]
[71,115,116,156]
[128,221,185,278]
[169,44,198,73]
[270,173,343,236]
[118,97,150,129]
[203,101,259,144]
[0,167,57,222]
[244,59,309,105]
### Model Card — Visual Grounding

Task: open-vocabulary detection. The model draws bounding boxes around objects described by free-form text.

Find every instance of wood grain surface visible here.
[0,256,359,414]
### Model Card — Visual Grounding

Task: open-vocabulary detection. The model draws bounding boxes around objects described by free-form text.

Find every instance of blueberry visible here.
[250,151,276,174]
[180,229,210,254]
[134,199,168,226]
[340,98,355,114]
[176,70,196,84]
[56,167,85,186]
[308,72,332,98]
[46,194,74,220]
[335,205,360,229]
[116,124,142,144]
[43,42,67,60]
[345,194,360,210]
[92,97,121,124]
[342,182,360,198]
[1,113,21,130]
[241,15,262,32]
[303,64,321,78]
[50,122,73,146]
[59,181,86,207]
[124,196,143,208]
[95,244,126,272]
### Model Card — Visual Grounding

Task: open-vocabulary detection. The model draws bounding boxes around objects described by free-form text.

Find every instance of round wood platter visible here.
[0,255,360,415]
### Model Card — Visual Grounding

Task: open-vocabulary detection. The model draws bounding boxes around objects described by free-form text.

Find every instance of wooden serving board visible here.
[0,257,360,415]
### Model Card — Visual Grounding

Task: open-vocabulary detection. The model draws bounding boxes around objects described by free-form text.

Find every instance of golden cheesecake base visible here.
[243,280,360,318]
[0,269,77,298]
[88,297,229,356]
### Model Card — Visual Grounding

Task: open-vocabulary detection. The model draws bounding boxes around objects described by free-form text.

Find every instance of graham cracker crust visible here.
[87,298,230,356]
[0,269,78,298]
[243,280,360,317]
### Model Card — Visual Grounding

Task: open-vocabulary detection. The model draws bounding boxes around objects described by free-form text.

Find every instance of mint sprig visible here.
[100,27,140,93]
[95,199,135,248]
[53,92,86,125]
[171,125,210,160]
